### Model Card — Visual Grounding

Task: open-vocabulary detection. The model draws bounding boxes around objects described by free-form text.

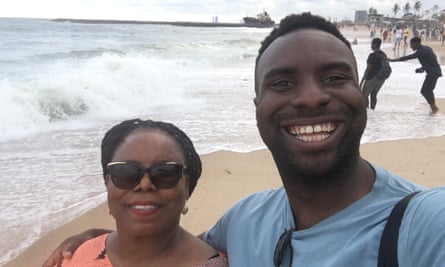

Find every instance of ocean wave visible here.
[33,48,126,60]
[0,53,200,141]
[38,95,88,121]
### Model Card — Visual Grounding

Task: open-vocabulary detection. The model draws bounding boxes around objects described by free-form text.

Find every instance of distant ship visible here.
[242,11,275,27]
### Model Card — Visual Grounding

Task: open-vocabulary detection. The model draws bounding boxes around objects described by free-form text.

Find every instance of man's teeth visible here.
[288,123,335,142]
[297,133,330,142]
[290,123,335,135]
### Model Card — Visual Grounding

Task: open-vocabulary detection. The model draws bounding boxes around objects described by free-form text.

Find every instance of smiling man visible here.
[202,13,445,267]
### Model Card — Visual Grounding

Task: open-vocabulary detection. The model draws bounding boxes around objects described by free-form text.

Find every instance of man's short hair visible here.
[256,12,351,62]
[372,38,382,48]
[410,37,421,44]
[254,12,353,93]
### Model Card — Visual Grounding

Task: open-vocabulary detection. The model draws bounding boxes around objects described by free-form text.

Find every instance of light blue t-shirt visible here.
[203,164,445,266]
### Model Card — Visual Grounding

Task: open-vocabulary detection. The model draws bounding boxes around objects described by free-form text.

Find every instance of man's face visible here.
[254,29,367,179]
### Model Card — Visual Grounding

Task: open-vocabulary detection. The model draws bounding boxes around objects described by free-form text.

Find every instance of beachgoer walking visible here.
[360,38,389,109]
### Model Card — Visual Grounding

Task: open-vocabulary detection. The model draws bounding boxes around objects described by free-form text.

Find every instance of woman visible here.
[58,119,227,267]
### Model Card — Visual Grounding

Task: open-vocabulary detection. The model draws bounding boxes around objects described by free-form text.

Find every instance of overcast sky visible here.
[0,0,443,22]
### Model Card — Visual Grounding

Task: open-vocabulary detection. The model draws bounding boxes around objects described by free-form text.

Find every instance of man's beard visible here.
[270,119,364,188]
[272,143,360,188]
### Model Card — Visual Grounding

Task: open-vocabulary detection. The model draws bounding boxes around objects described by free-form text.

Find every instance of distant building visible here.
[355,10,368,24]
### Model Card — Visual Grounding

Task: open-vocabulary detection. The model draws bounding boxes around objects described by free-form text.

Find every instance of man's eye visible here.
[323,75,348,84]
[270,80,293,90]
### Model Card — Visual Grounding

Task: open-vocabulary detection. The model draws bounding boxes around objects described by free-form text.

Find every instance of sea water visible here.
[0,18,444,265]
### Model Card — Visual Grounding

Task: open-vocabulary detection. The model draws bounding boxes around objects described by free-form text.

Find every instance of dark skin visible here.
[43,29,376,266]
[254,29,375,229]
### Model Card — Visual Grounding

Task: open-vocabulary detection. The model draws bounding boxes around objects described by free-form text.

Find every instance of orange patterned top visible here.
[59,234,228,267]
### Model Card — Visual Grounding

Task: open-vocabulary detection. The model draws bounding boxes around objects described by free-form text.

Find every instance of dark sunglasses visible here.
[106,161,185,190]
[273,229,294,267]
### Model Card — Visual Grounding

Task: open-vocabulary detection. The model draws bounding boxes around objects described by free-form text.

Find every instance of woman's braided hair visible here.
[101,118,202,195]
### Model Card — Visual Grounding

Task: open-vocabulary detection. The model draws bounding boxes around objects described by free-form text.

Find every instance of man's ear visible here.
[253,97,258,106]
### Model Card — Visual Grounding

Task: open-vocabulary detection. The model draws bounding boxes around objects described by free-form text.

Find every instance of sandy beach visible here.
[4,98,445,267]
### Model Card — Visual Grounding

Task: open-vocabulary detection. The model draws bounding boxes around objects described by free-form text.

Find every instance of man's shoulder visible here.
[402,188,445,230]
[235,187,286,207]
[368,51,382,62]
[202,188,288,247]
[377,50,387,57]
[409,188,445,212]
[371,50,387,60]
[398,188,445,266]
[418,45,434,53]
[220,187,289,224]
[372,164,425,192]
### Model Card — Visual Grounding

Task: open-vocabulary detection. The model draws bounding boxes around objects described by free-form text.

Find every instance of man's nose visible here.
[290,78,330,108]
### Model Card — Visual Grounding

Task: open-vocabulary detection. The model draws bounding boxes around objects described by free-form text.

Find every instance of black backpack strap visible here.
[377,191,420,267]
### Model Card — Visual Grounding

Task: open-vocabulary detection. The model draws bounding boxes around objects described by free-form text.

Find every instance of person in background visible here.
[382,29,388,42]
[393,26,403,51]
[442,25,445,46]
[53,119,228,267]
[403,26,410,46]
[389,37,442,114]
[360,38,388,110]
[43,13,445,267]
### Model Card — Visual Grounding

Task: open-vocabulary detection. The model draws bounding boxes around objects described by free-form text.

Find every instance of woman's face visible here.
[106,129,189,236]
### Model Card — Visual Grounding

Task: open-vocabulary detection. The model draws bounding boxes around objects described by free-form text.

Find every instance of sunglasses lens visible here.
[149,164,183,189]
[109,164,142,189]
